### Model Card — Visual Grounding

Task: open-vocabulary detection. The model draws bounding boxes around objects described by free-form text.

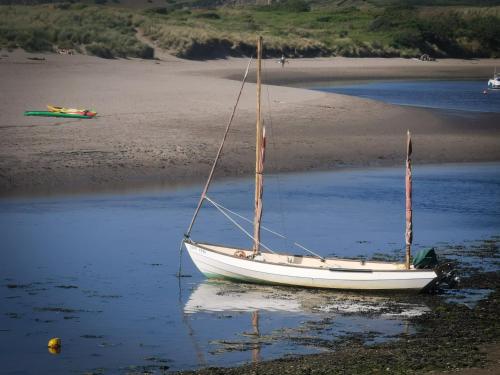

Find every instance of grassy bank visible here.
[0,1,499,59]
[0,3,153,58]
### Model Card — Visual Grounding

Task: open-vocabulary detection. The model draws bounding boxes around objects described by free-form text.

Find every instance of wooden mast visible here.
[405,130,413,269]
[253,36,264,254]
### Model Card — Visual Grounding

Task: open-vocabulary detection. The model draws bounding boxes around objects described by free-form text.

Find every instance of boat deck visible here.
[196,242,411,272]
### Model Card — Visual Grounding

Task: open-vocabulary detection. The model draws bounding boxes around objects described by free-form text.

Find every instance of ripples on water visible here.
[0,163,499,374]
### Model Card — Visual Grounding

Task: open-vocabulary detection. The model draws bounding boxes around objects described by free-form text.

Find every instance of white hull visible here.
[488,78,500,89]
[185,242,437,291]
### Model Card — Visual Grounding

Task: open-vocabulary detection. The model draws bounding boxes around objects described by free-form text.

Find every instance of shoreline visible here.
[1,52,500,197]
[1,160,499,200]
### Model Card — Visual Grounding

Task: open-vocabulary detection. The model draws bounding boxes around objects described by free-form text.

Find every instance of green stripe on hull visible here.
[24,111,93,119]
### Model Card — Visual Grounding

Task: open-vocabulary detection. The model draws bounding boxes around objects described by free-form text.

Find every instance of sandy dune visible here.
[0,51,499,196]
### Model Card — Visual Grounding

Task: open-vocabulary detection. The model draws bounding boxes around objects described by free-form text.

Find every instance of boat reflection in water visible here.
[183,281,430,365]
[184,280,430,316]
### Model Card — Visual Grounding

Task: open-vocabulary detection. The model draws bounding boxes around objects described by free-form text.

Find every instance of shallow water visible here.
[315,80,500,113]
[0,163,499,374]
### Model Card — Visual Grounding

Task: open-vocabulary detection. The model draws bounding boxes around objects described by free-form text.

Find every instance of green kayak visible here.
[24,111,94,119]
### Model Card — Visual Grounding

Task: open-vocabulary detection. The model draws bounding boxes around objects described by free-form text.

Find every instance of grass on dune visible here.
[139,5,404,58]
[0,3,153,58]
[0,1,499,59]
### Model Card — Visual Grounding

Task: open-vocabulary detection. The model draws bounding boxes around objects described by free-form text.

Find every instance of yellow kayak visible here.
[47,104,97,117]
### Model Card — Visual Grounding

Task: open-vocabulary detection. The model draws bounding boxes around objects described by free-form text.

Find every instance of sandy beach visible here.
[1,50,499,375]
[1,51,499,196]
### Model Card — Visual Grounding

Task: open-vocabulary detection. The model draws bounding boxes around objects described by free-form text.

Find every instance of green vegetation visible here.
[0,1,499,59]
[0,4,153,58]
[370,6,500,57]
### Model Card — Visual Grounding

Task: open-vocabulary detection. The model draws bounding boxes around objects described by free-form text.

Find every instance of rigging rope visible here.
[293,242,325,261]
[178,56,325,276]
[207,198,285,239]
[204,196,276,254]
[204,196,324,260]
[177,57,253,277]
[261,62,322,260]
[184,56,253,238]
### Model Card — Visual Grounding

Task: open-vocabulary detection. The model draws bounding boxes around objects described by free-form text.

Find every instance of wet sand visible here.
[1,51,500,196]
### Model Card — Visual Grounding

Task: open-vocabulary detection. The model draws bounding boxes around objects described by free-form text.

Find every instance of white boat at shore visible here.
[184,242,437,290]
[180,37,438,291]
[488,68,500,89]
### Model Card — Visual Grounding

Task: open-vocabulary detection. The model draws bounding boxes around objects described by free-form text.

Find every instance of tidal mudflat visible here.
[2,54,499,196]
[0,163,499,374]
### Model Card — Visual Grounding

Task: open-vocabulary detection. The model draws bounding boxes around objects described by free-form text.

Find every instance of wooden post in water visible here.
[405,130,413,269]
[253,36,264,254]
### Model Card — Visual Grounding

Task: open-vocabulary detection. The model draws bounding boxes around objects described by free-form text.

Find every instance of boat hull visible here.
[488,79,500,89]
[185,242,437,291]
[47,105,97,117]
[24,111,93,119]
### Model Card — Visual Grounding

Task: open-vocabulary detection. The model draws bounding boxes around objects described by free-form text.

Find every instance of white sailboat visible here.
[488,68,500,89]
[181,37,437,291]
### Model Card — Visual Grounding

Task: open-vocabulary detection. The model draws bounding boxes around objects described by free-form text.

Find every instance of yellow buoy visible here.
[48,337,61,354]
[48,346,61,355]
